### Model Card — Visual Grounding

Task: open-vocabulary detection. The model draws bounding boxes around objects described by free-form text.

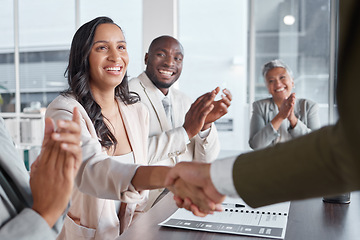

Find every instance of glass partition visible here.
[0,0,143,152]
[80,0,143,78]
[0,0,15,112]
[250,0,333,126]
[18,0,75,112]
[179,0,334,154]
[179,0,249,154]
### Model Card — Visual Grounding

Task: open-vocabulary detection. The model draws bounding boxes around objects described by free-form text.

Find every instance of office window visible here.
[80,0,143,79]
[0,0,143,151]
[0,0,143,114]
[179,0,248,154]
[250,0,333,125]
[179,0,334,154]
[16,0,75,112]
[0,0,15,112]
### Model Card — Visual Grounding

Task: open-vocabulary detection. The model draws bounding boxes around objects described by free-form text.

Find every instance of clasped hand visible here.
[30,107,82,227]
[278,93,296,120]
[165,162,226,217]
[278,93,298,127]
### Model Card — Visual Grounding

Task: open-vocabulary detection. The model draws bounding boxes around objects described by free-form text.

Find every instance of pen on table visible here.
[221,203,246,208]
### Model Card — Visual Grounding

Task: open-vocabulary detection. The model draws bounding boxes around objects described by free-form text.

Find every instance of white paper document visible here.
[159,197,290,239]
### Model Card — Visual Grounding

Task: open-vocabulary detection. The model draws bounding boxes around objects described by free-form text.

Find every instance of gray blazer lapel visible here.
[0,119,32,211]
[267,98,278,123]
[293,98,301,119]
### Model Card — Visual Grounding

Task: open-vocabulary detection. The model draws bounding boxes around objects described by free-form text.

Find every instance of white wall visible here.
[142,0,178,59]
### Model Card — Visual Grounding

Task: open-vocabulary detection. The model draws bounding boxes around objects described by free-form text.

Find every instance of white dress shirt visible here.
[210,156,239,198]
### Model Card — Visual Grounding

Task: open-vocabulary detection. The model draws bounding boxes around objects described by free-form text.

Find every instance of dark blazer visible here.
[233,0,360,208]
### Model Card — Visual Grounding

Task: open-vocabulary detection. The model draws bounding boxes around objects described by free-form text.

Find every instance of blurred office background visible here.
[0,0,337,162]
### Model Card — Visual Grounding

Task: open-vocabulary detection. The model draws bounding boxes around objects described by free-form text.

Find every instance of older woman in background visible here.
[249,59,320,150]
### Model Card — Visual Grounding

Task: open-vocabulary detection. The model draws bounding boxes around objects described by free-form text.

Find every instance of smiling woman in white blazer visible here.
[45,17,188,240]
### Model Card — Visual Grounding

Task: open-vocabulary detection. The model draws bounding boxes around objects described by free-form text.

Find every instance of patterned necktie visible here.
[162,96,172,125]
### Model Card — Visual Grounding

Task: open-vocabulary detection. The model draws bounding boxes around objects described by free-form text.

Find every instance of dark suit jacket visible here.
[233,0,360,208]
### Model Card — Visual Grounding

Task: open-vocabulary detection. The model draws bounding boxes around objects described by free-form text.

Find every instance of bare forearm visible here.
[132,166,171,191]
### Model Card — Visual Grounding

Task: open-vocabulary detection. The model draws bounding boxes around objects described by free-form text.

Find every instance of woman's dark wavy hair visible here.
[63,16,139,150]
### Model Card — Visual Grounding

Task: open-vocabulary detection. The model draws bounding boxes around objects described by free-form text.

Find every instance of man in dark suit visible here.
[165,0,360,215]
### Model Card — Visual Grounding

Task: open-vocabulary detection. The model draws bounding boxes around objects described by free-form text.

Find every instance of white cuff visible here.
[181,127,191,144]
[198,126,211,139]
[210,156,240,198]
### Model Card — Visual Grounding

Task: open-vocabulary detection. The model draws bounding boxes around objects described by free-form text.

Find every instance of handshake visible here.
[164,161,226,217]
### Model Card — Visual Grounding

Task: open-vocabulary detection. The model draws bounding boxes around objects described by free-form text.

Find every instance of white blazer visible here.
[129,72,220,208]
[129,72,220,165]
[46,95,149,240]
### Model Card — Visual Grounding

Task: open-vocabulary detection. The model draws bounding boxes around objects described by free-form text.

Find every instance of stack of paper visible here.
[159,197,290,239]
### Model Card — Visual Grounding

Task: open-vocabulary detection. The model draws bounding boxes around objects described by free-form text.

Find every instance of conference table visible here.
[117,191,360,240]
